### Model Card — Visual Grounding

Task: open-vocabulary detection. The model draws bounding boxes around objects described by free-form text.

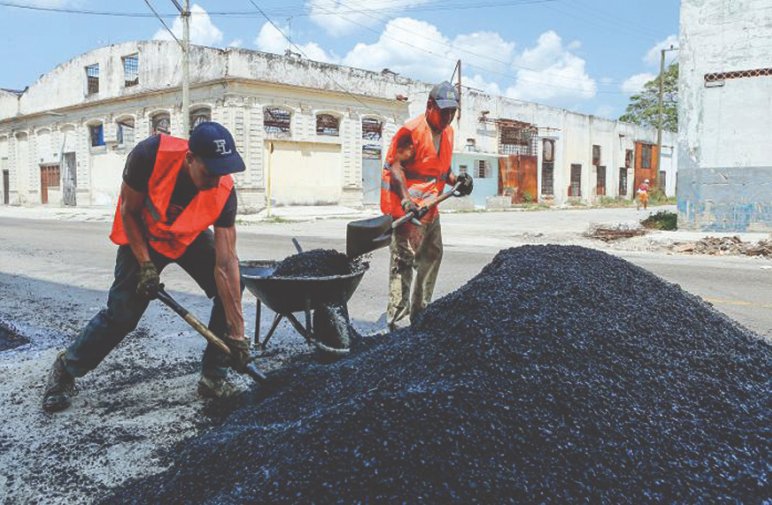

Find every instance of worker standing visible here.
[637,178,651,210]
[42,122,251,412]
[381,81,473,330]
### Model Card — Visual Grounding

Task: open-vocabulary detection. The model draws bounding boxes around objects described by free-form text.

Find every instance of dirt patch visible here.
[0,319,29,351]
[587,224,647,242]
[103,245,770,503]
[271,249,357,278]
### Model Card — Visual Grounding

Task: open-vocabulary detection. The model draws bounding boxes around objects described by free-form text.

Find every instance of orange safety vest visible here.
[109,134,234,260]
[380,115,454,222]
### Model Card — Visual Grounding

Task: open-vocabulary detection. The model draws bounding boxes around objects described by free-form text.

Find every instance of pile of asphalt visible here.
[103,246,770,504]
[271,249,355,278]
[0,319,28,351]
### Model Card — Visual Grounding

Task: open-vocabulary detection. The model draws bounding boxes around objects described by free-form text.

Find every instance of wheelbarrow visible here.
[240,259,368,355]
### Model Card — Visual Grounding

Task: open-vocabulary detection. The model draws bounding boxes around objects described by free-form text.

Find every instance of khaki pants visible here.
[387,217,443,328]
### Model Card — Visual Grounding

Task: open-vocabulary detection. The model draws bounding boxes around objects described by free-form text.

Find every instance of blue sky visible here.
[0,0,680,118]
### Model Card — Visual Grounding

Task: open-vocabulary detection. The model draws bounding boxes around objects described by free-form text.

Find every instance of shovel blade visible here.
[346,214,393,257]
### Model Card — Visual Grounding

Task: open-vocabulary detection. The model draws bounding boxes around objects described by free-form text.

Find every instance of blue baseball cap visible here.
[188,121,246,176]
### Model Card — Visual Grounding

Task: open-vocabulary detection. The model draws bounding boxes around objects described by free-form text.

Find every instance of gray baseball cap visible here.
[429,81,459,109]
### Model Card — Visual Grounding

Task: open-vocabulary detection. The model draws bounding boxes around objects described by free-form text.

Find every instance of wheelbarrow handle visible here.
[156,286,268,384]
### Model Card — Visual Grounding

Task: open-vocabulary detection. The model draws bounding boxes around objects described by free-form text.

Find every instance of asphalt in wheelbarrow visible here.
[102,245,770,504]
[271,249,357,278]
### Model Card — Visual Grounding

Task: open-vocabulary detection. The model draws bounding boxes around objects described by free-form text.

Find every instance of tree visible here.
[619,62,678,132]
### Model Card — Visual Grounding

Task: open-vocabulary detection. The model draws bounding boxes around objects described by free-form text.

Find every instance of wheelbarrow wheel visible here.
[313,302,352,358]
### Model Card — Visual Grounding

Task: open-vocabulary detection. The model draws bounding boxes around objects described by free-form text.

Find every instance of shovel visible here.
[345,182,462,258]
[156,286,269,384]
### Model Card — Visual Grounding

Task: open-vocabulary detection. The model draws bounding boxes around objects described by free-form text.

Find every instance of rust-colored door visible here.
[40,165,60,204]
[634,142,659,191]
[498,154,538,203]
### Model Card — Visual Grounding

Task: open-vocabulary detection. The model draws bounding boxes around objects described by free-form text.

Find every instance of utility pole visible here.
[182,0,190,138]
[171,0,191,137]
[656,45,677,186]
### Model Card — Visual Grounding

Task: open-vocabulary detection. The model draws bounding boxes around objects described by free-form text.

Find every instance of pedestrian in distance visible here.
[42,121,251,413]
[636,178,651,210]
[380,81,473,331]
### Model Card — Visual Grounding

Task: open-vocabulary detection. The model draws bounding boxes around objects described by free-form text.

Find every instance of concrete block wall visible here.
[678,0,772,231]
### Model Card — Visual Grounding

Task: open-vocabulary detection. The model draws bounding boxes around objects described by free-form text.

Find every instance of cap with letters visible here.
[188,121,246,176]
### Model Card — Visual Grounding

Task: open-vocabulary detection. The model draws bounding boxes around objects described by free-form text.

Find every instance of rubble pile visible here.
[587,223,647,241]
[271,249,357,278]
[673,236,772,257]
[0,319,28,351]
[104,246,770,504]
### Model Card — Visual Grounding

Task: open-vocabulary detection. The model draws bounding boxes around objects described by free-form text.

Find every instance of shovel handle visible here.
[392,182,462,230]
[156,287,231,355]
[156,287,269,384]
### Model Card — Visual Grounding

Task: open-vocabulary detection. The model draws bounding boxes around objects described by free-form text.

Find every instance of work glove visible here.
[224,335,251,372]
[454,173,474,196]
[136,261,160,299]
[401,198,419,216]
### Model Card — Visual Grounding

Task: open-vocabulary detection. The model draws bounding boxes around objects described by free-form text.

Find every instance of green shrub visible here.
[641,210,677,230]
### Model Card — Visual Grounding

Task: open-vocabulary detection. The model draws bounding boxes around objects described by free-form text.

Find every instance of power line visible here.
[244,0,400,119]
[143,0,181,46]
[313,0,627,94]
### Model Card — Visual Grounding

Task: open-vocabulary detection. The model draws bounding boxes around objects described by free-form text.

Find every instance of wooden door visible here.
[2,170,8,205]
[634,142,659,191]
[62,152,77,206]
[596,166,606,196]
[498,154,538,203]
[40,165,60,204]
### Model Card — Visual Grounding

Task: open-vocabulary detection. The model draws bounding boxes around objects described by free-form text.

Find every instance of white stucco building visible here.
[677,0,771,231]
[0,40,676,210]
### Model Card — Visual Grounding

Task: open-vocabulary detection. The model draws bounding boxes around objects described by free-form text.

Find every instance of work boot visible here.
[197,375,240,399]
[42,351,77,413]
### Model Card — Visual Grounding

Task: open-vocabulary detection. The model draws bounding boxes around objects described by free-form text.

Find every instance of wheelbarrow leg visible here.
[304,298,313,342]
[253,299,261,348]
[260,312,283,350]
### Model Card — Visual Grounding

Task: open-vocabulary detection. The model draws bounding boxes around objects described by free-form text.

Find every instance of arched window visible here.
[263,107,291,138]
[116,117,136,148]
[150,112,171,135]
[190,107,211,130]
[316,113,340,136]
[361,117,383,143]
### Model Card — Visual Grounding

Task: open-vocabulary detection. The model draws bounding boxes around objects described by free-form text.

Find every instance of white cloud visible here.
[254,22,338,63]
[228,39,243,48]
[621,72,655,94]
[505,31,596,102]
[307,0,434,37]
[342,17,452,82]
[644,34,678,67]
[464,74,502,96]
[153,4,223,47]
[342,18,517,86]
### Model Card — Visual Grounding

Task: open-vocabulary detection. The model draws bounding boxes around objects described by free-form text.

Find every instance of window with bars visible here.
[498,122,537,155]
[569,164,582,197]
[596,165,606,196]
[625,149,633,168]
[151,112,171,135]
[362,117,382,142]
[475,159,491,178]
[316,114,340,136]
[264,107,291,138]
[89,123,105,147]
[541,139,555,196]
[190,107,211,131]
[592,144,601,166]
[619,167,627,196]
[123,54,139,87]
[85,64,99,95]
[641,144,653,169]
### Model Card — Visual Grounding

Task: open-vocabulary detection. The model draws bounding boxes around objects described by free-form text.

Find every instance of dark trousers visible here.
[63,230,230,379]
